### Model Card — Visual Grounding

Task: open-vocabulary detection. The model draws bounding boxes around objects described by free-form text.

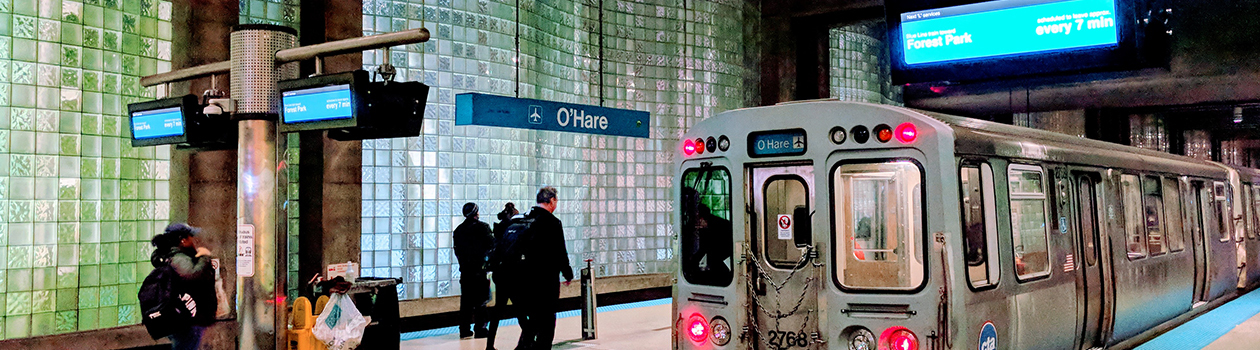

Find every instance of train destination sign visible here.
[900,0,1119,65]
[748,129,807,158]
[282,84,355,124]
[455,93,650,138]
[131,106,186,140]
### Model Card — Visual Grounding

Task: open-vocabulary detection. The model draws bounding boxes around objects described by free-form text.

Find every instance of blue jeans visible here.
[169,325,206,350]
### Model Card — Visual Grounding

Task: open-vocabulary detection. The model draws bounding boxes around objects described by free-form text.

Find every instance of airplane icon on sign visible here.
[528,105,543,124]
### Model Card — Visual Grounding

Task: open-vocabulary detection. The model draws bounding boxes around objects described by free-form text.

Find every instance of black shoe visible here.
[461,330,475,338]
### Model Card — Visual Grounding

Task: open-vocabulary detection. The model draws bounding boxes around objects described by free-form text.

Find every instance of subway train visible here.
[672,100,1260,350]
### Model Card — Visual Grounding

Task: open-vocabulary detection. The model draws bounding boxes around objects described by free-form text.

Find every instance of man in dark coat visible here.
[521,186,574,350]
[454,202,495,338]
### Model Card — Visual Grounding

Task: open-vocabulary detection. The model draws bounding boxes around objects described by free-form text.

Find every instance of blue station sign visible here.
[455,93,650,138]
[748,129,807,158]
[900,0,1119,65]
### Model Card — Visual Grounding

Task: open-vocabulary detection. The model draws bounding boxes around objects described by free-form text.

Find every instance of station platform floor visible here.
[1137,287,1260,350]
[400,298,673,350]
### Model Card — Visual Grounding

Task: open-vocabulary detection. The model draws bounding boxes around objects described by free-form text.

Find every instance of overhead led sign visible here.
[900,0,1119,65]
[748,129,807,158]
[282,84,355,124]
[131,106,186,140]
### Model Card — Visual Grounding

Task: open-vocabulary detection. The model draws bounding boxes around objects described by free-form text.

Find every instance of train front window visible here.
[681,167,734,287]
[1009,165,1051,280]
[833,161,925,291]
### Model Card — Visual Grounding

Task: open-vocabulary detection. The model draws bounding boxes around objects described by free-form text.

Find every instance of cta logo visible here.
[978,321,997,350]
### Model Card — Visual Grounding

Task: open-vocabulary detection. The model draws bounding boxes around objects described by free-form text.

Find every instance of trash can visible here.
[316,277,401,350]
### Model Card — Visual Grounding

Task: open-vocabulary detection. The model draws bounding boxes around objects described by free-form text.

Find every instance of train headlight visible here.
[879,326,918,350]
[706,136,717,153]
[895,123,918,144]
[687,314,708,343]
[710,317,731,346]
[830,127,847,144]
[852,125,870,144]
[848,328,875,350]
[717,135,730,151]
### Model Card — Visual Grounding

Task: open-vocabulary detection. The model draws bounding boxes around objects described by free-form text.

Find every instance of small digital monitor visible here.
[278,70,368,132]
[282,84,355,123]
[128,95,196,147]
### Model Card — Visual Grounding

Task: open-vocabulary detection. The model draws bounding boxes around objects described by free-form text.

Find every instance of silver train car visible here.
[672,100,1259,350]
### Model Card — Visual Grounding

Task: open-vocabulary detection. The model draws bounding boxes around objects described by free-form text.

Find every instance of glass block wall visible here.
[829,21,901,105]
[360,0,752,299]
[0,0,172,338]
[239,0,299,28]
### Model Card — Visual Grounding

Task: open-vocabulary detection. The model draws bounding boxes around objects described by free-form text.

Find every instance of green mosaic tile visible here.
[97,306,116,328]
[6,314,29,339]
[31,290,53,313]
[76,307,96,330]
[77,287,97,309]
[55,310,76,333]
[30,312,53,336]
[5,291,30,315]
[55,266,76,288]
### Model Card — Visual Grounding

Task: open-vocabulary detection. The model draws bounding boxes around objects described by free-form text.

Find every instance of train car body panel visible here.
[673,100,1253,350]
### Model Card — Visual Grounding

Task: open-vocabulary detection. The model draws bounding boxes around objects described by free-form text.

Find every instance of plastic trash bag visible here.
[213,259,231,319]
[312,293,372,350]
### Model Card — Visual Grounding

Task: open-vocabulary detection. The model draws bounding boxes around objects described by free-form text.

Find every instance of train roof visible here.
[708,100,1229,178]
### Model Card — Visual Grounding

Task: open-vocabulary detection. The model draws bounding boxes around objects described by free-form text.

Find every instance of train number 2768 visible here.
[766,331,809,348]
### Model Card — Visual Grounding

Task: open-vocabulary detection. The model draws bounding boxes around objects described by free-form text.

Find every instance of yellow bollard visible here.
[288,297,316,350]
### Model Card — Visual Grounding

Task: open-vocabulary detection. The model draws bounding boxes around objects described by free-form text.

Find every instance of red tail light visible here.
[684,139,696,155]
[879,327,918,350]
[895,123,918,144]
[686,314,708,343]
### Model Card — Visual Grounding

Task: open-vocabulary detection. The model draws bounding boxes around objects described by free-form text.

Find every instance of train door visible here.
[1073,173,1108,350]
[747,164,820,349]
[1185,180,1209,304]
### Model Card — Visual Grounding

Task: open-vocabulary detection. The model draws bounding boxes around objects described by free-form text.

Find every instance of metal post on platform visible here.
[581,259,597,340]
[231,24,298,350]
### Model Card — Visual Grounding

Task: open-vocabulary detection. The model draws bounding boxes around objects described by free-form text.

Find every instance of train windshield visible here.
[681,167,734,287]
[833,160,925,291]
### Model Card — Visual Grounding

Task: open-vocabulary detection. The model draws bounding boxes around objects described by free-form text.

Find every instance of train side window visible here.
[680,167,734,287]
[1077,176,1100,266]
[1162,177,1186,252]
[961,163,999,288]
[1143,175,1167,256]
[1008,165,1052,280]
[1185,180,1205,247]
[1121,174,1146,260]
[1213,182,1232,242]
[1252,185,1260,240]
[1239,183,1249,240]
[834,160,926,291]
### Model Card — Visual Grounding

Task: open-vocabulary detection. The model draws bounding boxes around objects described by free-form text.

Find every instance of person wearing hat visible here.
[454,202,495,338]
[150,223,217,350]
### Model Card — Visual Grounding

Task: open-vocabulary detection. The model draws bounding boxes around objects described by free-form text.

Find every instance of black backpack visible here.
[491,217,535,272]
[138,259,193,339]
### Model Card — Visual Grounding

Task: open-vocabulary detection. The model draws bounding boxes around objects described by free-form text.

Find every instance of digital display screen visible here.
[130,107,185,139]
[900,0,1118,65]
[282,84,354,124]
[748,129,807,158]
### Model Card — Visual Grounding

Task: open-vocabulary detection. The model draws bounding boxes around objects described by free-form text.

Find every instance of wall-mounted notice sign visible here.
[237,224,255,277]
[455,93,651,138]
[900,0,1119,65]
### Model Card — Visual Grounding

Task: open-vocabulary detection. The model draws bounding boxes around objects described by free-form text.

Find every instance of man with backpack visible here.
[521,186,574,350]
[139,223,217,350]
[454,202,495,338]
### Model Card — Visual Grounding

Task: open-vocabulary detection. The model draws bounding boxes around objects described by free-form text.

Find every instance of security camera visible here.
[204,103,224,116]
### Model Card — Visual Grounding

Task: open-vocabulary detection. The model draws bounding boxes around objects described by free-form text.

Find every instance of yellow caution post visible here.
[288,297,317,350]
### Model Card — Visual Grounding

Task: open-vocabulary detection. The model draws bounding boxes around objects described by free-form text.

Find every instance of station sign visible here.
[455,93,650,138]
[900,0,1119,65]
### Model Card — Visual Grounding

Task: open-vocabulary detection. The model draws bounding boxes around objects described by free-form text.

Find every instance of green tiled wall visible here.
[0,0,173,339]
[239,0,298,29]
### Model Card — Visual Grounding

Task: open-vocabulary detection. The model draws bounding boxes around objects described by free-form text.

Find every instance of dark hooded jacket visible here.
[151,246,217,325]
[453,217,495,276]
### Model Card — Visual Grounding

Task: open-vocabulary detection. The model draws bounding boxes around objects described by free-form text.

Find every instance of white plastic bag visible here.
[212,259,230,319]
[312,293,371,350]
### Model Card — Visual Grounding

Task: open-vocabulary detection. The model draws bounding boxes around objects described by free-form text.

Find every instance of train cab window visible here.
[1121,175,1146,260]
[681,167,734,287]
[1008,165,1052,280]
[1162,177,1186,252]
[1143,176,1168,256]
[833,161,925,291]
[1213,182,1232,242]
[960,163,999,288]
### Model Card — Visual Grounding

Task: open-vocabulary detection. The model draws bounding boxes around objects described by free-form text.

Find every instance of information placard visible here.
[237,224,255,277]
[899,0,1119,65]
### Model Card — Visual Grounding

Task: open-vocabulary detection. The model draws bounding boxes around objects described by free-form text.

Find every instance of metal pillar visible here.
[581,259,597,340]
[230,24,298,350]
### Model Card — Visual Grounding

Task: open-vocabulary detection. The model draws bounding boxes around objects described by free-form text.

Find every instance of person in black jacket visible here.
[493,202,519,238]
[522,186,574,350]
[454,202,495,338]
[150,223,216,350]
